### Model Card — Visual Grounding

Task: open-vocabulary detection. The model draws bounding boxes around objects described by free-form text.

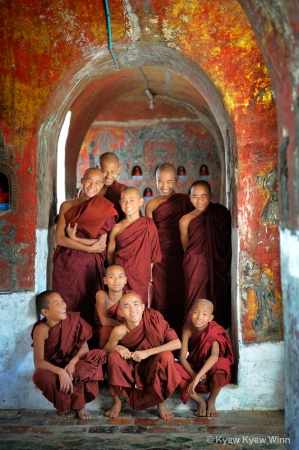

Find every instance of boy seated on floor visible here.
[104,291,181,419]
[31,290,106,419]
[175,299,234,417]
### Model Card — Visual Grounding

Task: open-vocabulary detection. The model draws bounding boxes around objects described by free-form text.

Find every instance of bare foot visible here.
[76,408,92,420]
[157,401,174,420]
[192,393,207,417]
[206,399,219,417]
[104,395,122,418]
[65,410,76,419]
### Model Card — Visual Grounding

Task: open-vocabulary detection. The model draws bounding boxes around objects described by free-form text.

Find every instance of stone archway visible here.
[37,40,238,360]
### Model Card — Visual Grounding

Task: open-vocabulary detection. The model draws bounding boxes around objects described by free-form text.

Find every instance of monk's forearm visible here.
[146,339,181,357]
[178,358,195,378]
[72,233,107,247]
[72,343,89,362]
[72,237,98,245]
[56,235,93,251]
[34,359,66,376]
[196,355,218,379]
[101,318,121,327]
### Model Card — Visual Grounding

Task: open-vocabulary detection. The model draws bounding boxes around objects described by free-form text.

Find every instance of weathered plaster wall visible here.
[0,0,285,412]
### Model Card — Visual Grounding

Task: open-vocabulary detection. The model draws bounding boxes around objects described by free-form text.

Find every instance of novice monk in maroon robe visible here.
[179,180,232,329]
[52,168,117,325]
[175,299,234,417]
[99,152,127,221]
[107,187,162,306]
[104,292,181,419]
[93,264,127,349]
[32,291,106,419]
[146,163,193,335]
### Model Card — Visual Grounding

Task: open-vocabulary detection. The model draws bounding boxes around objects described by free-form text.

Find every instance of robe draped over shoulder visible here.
[113,217,162,305]
[107,309,181,410]
[52,195,118,325]
[104,180,127,221]
[152,193,193,335]
[93,301,124,348]
[175,321,234,402]
[32,312,106,415]
[183,202,231,328]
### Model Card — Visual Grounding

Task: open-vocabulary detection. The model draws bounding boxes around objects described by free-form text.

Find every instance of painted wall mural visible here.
[77,122,222,204]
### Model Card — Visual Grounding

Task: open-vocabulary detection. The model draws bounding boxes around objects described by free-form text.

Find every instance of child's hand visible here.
[131,350,149,362]
[89,239,106,254]
[115,345,131,359]
[188,373,206,395]
[59,369,73,394]
[188,378,198,395]
[65,361,76,381]
[66,223,77,240]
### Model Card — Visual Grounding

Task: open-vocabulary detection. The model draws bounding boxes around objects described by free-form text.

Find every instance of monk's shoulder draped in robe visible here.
[187,320,234,375]
[107,308,181,410]
[52,196,118,325]
[104,180,127,221]
[31,312,106,415]
[183,202,232,328]
[113,217,162,303]
[152,193,193,334]
[93,300,124,348]
[175,320,234,402]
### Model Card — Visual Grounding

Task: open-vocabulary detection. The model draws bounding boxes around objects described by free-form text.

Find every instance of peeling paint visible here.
[124,0,141,41]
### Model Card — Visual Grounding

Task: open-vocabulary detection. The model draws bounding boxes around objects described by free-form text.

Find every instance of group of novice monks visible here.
[31,154,234,421]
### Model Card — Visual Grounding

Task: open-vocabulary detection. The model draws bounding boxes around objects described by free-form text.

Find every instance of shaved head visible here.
[156,163,176,179]
[191,298,214,314]
[119,291,143,308]
[82,167,103,180]
[190,179,211,194]
[121,186,141,199]
[99,152,120,166]
[105,264,126,277]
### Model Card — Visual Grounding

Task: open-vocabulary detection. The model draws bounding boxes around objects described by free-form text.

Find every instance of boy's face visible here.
[120,294,145,325]
[100,161,121,187]
[189,185,211,213]
[81,170,104,198]
[104,266,127,292]
[42,292,67,322]
[156,170,176,197]
[120,189,143,216]
[190,301,213,330]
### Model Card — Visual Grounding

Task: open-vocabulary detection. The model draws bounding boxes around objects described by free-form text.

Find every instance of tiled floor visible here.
[0,407,286,449]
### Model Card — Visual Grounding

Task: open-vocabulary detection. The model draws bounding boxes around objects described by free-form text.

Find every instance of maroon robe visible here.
[52,195,118,325]
[93,301,124,349]
[175,321,234,403]
[152,194,193,336]
[103,180,127,221]
[107,309,181,410]
[113,217,162,305]
[32,312,106,415]
[183,202,232,328]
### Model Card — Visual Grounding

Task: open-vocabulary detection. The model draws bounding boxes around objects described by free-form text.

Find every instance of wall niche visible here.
[0,164,17,214]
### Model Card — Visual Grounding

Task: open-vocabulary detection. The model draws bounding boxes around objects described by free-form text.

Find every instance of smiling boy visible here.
[99,152,127,220]
[52,168,118,325]
[145,163,193,335]
[104,292,181,419]
[179,180,232,329]
[32,290,106,419]
[175,299,234,417]
[107,187,161,306]
[93,264,127,348]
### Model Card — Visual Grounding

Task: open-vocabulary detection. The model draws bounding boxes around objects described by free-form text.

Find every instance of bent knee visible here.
[159,351,175,364]
[107,351,123,364]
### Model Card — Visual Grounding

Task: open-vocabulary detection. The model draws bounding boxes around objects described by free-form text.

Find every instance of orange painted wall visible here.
[0,0,282,341]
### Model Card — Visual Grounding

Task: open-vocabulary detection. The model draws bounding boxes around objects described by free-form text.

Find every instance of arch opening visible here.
[37,42,238,370]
